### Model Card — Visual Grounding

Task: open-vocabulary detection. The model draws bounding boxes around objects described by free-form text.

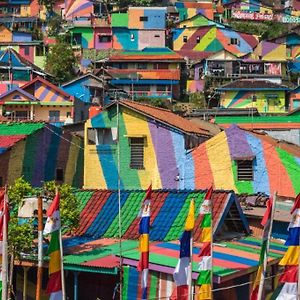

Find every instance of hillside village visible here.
[0,0,300,299]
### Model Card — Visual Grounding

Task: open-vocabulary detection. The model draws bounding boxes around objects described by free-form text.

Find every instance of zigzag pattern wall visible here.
[190,125,300,198]
[175,2,214,20]
[172,26,258,56]
[0,123,83,187]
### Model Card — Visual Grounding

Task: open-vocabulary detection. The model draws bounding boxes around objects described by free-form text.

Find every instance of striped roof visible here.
[0,122,44,135]
[121,237,287,282]
[74,189,249,242]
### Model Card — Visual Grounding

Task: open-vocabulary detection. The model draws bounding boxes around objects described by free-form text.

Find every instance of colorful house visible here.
[106,47,185,100]
[0,122,83,187]
[290,86,300,110]
[83,100,212,190]
[189,124,300,198]
[111,7,167,50]
[0,47,48,93]
[64,0,94,20]
[217,79,288,113]
[175,1,214,21]
[215,113,300,146]
[17,77,75,124]
[172,14,259,57]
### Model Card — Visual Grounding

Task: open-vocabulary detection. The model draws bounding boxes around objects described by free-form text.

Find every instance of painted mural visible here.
[172,25,259,56]
[190,125,300,198]
[84,102,300,198]
[111,7,166,50]
[175,2,214,21]
[251,41,287,61]
[0,122,83,187]
[220,90,286,112]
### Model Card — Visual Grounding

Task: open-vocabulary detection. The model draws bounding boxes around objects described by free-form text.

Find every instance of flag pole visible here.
[188,229,193,300]
[257,192,277,300]
[210,189,213,300]
[2,187,8,300]
[35,195,43,300]
[57,187,66,300]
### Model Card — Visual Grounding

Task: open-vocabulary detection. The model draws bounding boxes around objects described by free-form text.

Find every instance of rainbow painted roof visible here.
[72,189,249,242]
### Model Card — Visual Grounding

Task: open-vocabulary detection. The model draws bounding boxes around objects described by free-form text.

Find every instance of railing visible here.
[128,91,173,98]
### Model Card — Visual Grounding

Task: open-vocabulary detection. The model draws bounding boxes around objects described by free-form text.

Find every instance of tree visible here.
[45,41,77,84]
[43,181,80,233]
[189,92,207,109]
[116,0,154,8]
[38,0,56,14]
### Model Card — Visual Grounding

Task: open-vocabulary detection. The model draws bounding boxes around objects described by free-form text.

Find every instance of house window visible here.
[0,177,3,187]
[98,35,112,43]
[137,63,147,69]
[36,46,44,56]
[236,160,253,181]
[183,36,188,43]
[130,34,135,41]
[129,137,144,169]
[56,168,64,181]
[73,33,82,46]
[49,111,60,122]
[196,36,200,43]
[230,38,240,45]
[87,128,117,145]
[154,34,160,38]
[24,46,30,55]
[140,16,148,21]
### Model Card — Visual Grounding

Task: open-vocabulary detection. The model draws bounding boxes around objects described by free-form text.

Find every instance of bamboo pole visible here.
[257,192,277,300]
[2,189,8,300]
[36,196,43,300]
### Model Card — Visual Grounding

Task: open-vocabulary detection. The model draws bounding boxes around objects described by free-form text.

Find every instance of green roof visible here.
[0,123,44,135]
[64,240,138,265]
[215,115,300,124]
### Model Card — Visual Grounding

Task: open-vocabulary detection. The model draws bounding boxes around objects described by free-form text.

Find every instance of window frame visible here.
[129,137,145,170]
[236,159,254,181]
[140,16,148,22]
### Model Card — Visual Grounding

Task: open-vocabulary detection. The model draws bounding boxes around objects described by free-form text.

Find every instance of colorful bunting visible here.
[250,196,274,300]
[173,199,195,300]
[196,187,213,300]
[44,192,63,300]
[276,194,300,299]
[137,185,152,300]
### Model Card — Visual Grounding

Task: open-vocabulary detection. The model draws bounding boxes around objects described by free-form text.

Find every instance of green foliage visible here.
[136,97,169,108]
[8,218,34,259]
[47,15,63,37]
[45,41,77,84]
[229,21,288,40]
[189,92,207,109]
[38,0,56,12]
[117,0,154,8]
[8,177,34,214]
[43,181,80,233]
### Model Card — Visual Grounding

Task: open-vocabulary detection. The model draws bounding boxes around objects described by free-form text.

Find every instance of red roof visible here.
[176,50,214,62]
[81,255,119,268]
[0,135,26,149]
[119,100,211,136]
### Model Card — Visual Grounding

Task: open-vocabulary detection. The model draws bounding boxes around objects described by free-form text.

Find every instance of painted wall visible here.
[175,1,214,21]
[12,32,32,42]
[70,27,94,49]
[84,108,300,198]
[94,27,112,50]
[220,90,286,113]
[0,25,12,42]
[189,125,300,198]
[290,87,300,110]
[173,26,258,56]
[84,106,188,190]
[34,106,72,122]
[0,125,83,187]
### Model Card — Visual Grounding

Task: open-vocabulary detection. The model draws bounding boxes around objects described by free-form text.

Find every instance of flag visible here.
[44,192,62,300]
[250,197,273,300]
[275,193,300,300]
[196,187,213,300]
[173,199,194,300]
[137,185,151,300]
